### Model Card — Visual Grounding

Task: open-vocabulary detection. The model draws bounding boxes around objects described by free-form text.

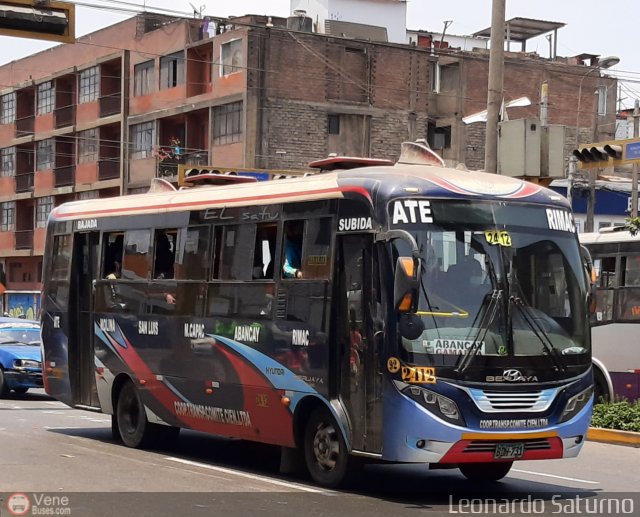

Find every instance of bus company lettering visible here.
[391,199,433,225]
[292,329,309,346]
[234,325,260,343]
[266,367,285,376]
[174,401,252,427]
[138,320,159,335]
[76,218,98,230]
[338,217,372,231]
[424,339,486,355]
[546,208,576,233]
[184,323,205,339]
[99,318,116,332]
[479,418,549,429]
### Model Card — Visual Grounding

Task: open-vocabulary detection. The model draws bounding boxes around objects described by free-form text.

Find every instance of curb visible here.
[587,427,640,447]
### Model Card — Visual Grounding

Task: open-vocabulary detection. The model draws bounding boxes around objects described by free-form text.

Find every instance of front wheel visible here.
[0,368,8,398]
[459,461,513,482]
[304,407,350,488]
[13,387,28,394]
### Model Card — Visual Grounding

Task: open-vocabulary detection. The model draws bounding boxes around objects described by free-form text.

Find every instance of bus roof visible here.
[51,162,565,222]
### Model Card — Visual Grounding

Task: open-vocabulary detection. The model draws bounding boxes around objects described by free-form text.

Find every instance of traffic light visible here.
[0,0,75,43]
[571,139,639,169]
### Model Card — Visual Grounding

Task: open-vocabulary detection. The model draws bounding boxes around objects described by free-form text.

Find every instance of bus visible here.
[579,228,640,402]
[41,141,593,487]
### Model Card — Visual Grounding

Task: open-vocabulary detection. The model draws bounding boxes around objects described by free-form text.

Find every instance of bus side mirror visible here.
[394,256,421,313]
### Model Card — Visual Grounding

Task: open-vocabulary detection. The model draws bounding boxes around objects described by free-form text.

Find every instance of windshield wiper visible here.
[510,296,566,373]
[455,289,502,374]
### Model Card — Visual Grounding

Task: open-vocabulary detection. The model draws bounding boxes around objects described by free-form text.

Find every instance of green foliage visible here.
[626,216,640,236]
[591,400,640,432]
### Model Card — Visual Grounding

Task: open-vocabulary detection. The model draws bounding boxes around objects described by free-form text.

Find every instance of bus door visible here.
[335,234,383,454]
[68,231,100,408]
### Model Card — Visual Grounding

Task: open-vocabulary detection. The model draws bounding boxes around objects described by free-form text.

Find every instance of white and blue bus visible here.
[40,142,593,487]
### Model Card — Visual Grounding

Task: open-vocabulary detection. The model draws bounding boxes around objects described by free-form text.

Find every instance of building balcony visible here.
[15,173,34,193]
[54,165,75,187]
[15,229,34,250]
[54,105,75,128]
[99,94,121,117]
[98,159,120,180]
[16,116,34,137]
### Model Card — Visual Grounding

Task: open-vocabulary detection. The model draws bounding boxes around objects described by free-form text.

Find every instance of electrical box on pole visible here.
[0,0,75,43]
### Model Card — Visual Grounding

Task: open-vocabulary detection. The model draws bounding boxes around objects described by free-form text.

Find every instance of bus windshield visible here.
[395,200,589,369]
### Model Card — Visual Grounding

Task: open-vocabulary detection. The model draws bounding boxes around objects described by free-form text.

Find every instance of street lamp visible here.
[570,55,620,231]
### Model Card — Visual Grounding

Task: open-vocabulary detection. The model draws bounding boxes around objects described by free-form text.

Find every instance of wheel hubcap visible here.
[313,422,339,471]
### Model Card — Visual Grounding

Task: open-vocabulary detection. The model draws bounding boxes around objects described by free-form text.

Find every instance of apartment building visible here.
[0,12,435,315]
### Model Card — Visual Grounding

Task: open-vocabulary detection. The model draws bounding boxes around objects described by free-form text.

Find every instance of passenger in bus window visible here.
[283,221,304,279]
[155,231,176,279]
[106,260,121,280]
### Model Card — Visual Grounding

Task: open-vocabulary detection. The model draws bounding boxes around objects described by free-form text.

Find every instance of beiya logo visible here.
[7,493,30,516]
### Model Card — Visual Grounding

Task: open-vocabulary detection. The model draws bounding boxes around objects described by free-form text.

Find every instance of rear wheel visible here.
[593,368,610,403]
[13,387,28,394]
[116,381,155,448]
[459,461,513,482]
[304,407,350,488]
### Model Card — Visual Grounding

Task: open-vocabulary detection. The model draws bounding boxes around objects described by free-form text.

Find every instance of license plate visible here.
[494,442,525,459]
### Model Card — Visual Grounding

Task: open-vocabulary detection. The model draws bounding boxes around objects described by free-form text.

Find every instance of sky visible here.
[1,0,639,107]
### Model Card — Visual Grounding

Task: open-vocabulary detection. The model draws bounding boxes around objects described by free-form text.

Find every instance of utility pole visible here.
[632,99,639,218]
[567,155,576,211]
[586,166,596,232]
[484,0,506,173]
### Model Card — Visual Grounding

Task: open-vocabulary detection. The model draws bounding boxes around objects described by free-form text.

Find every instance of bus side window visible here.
[622,255,640,286]
[302,217,332,279]
[122,229,152,280]
[253,223,277,279]
[175,225,211,280]
[154,229,177,279]
[218,224,256,281]
[102,232,124,278]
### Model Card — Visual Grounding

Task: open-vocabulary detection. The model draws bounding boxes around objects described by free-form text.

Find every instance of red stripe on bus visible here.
[54,186,372,220]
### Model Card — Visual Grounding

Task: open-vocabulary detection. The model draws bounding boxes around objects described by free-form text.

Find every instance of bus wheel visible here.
[459,461,513,482]
[593,369,610,403]
[116,381,155,448]
[304,407,349,488]
[13,387,28,394]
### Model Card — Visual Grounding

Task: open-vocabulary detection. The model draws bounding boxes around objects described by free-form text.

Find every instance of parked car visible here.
[0,317,43,397]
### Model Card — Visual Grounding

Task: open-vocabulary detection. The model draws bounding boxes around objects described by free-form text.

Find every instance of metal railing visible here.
[98,159,120,180]
[15,173,34,192]
[15,229,34,250]
[15,115,34,136]
[99,94,121,117]
[54,105,75,128]
[54,165,75,187]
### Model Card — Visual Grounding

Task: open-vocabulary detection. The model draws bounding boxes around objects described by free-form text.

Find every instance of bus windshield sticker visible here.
[390,199,433,225]
[545,208,576,233]
[484,230,512,247]
[387,357,401,373]
[401,366,436,384]
[423,338,486,355]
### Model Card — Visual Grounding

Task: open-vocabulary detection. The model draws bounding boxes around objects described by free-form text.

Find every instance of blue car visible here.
[0,318,43,397]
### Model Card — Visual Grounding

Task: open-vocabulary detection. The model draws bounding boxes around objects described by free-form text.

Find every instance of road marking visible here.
[512,469,599,485]
[165,456,331,494]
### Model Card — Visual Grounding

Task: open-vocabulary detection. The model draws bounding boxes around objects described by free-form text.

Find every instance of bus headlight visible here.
[559,386,593,423]
[402,385,465,426]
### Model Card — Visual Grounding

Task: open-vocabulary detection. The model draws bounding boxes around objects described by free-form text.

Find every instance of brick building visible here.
[0,7,620,315]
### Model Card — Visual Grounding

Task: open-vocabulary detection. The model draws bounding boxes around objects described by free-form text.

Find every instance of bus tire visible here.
[304,406,350,488]
[593,368,610,403]
[13,387,28,394]
[111,414,122,442]
[459,461,513,482]
[116,380,156,448]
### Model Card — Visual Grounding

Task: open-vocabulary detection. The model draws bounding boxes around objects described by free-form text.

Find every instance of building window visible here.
[328,115,340,135]
[79,66,100,103]
[220,39,243,76]
[1,201,15,231]
[37,81,55,115]
[36,196,54,228]
[1,147,15,177]
[78,190,99,200]
[134,60,155,96]
[1,92,16,124]
[213,102,242,145]
[130,122,155,159]
[160,52,185,89]
[37,139,55,170]
[78,128,98,163]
